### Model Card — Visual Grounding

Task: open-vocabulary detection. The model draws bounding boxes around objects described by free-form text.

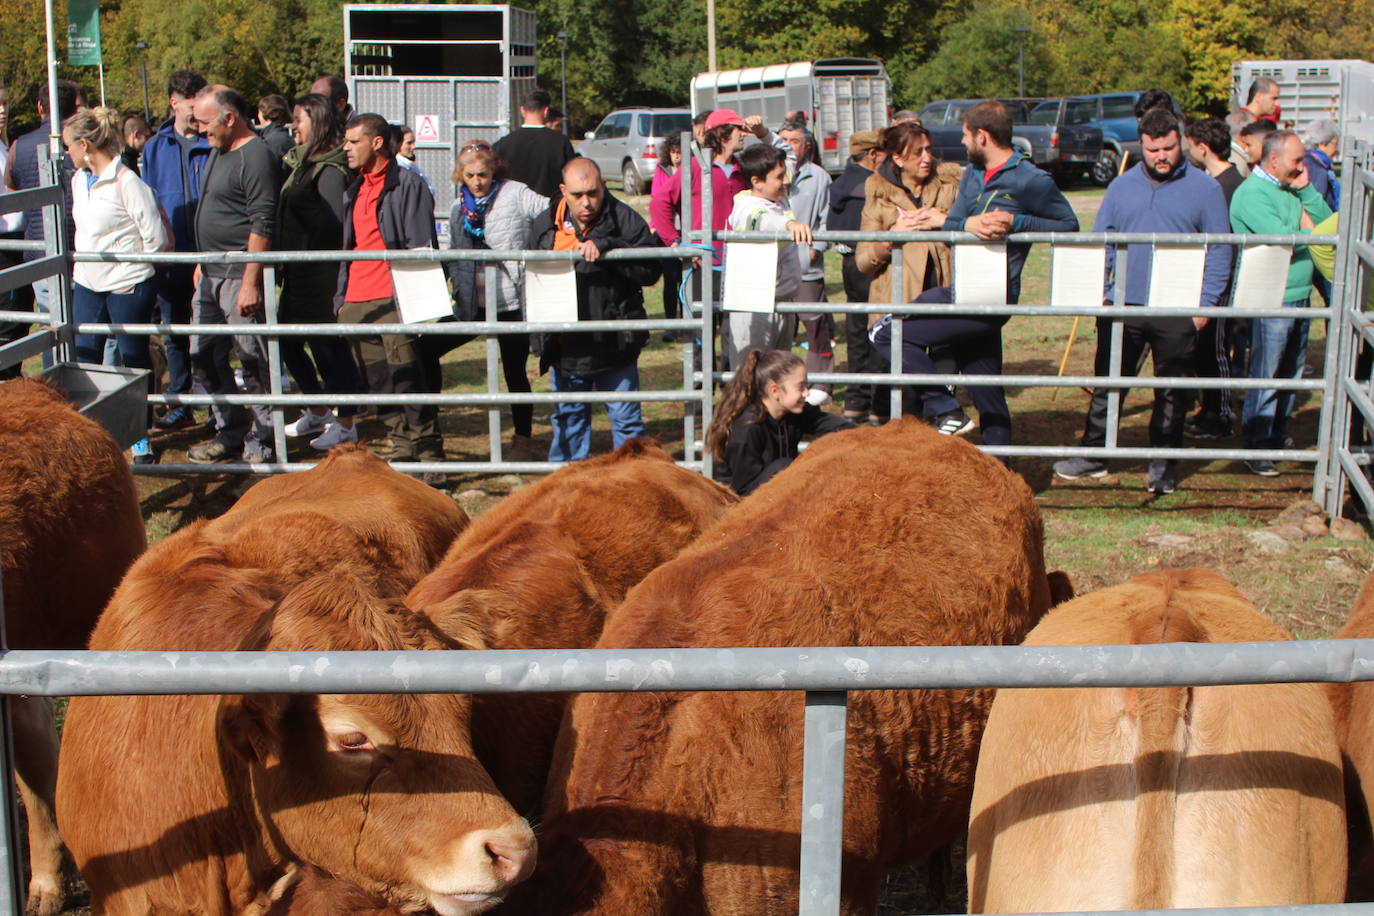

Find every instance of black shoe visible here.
[1244,458,1280,477]
[1183,412,1232,440]
[662,331,680,344]
[1146,460,1176,495]
[932,410,975,436]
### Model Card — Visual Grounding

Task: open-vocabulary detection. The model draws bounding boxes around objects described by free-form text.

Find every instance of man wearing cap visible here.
[830,129,886,420]
[650,108,794,306]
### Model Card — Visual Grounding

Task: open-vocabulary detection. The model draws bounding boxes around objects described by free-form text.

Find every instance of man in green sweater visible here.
[1228,129,1333,476]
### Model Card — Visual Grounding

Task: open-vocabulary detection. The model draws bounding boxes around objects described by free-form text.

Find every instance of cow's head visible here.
[220,569,535,915]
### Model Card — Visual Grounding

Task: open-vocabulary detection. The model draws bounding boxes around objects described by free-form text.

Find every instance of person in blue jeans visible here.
[65,107,168,462]
[1228,129,1333,476]
[530,158,661,462]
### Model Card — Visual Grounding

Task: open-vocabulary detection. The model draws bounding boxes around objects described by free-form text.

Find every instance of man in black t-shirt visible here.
[492,88,574,199]
[186,84,282,465]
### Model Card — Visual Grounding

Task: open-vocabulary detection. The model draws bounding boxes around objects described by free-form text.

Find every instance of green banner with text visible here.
[67,0,103,66]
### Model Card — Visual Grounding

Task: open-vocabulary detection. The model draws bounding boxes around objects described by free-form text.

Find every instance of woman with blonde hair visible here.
[444,140,548,459]
[64,106,167,463]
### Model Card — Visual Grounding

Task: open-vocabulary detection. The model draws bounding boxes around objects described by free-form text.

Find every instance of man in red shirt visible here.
[336,113,445,484]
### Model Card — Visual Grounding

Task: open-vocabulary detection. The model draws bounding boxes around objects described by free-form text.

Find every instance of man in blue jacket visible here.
[1053,109,1233,494]
[141,70,210,430]
[873,101,1078,448]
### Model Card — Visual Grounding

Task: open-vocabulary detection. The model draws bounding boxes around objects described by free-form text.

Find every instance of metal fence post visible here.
[699,146,716,479]
[1104,249,1127,449]
[1321,145,1366,516]
[798,690,847,916]
[887,246,904,421]
[485,262,502,462]
[679,131,696,468]
[37,153,69,366]
[265,265,288,466]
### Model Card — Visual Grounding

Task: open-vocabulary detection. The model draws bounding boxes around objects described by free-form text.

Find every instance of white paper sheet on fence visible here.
[723,242,778,313]
[392,255,453,324]
[524,260,580,323]
[953,243,1007,305]
[1231,245,1293,310]
[1146,246,1208,309]
[1050,246,1107,307]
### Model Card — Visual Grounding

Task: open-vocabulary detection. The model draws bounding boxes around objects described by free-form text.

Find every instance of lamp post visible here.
[134,40,149,121]
[557,30,568,136]
[1014,26,1029,97]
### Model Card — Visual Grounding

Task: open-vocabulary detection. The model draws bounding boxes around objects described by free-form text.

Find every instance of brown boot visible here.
[508,434,540,462]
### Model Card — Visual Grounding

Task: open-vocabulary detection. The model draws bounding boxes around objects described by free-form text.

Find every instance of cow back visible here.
[969,569,1346,912]
[517,420,1056,916]
[0,377,145,648]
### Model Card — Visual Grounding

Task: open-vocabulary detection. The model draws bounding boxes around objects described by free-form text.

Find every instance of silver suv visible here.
[580,107,692,195]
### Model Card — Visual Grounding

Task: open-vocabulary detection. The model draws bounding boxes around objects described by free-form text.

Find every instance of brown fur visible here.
[56,446,539,916]
[1328,570,1374,899]
[0,377,147,916]
[504,420,1058,916]
[406,439,737,817]
[968,569,1347,912]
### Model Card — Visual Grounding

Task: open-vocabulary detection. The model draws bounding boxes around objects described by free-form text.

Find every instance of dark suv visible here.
[1024,97,1109,184]
[918,98,1043,165]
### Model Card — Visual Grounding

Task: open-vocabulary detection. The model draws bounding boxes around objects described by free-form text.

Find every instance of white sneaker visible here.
[310,421,358,451]
[805,388,832,407]
[285,410,332,438]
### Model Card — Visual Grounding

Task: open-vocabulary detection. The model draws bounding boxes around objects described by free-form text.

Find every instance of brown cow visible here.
[969,568,1346,912]
[1329,570,1374,898]
[0,377,147,915]
[406,439,737,817]
[504,419,1060,916]
[56,445,537,916]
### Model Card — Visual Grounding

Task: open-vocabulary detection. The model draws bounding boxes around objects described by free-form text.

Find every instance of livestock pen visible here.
[0,141,1372,916]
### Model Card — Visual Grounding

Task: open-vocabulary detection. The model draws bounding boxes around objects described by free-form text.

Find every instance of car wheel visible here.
[1091,148,1121,187]
[622,161,643,196]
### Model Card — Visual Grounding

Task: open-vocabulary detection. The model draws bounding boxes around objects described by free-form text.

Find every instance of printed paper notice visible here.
[953,244,1007,305]
[392,256,453,324]
[524,260,579,323]
[1146,246,1207,309]
[723,242,778,313]
[1232,245,1292,310]
[1050,246,1107,307]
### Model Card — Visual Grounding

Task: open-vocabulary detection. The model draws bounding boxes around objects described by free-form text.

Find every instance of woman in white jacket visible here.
[65,107,167,463]
[444,140,548,461]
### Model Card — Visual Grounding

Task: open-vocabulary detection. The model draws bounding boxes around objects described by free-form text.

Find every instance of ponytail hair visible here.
[63,106,123,158]
[706,348,805,461]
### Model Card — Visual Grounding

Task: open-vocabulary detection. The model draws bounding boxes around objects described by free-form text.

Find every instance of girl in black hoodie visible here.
[707,348,854,496]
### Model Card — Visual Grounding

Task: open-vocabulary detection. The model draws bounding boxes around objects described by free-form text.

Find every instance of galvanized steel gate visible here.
[0,144,1373,916]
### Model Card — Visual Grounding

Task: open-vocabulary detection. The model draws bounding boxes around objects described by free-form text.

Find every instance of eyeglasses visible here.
[460,142,491,153]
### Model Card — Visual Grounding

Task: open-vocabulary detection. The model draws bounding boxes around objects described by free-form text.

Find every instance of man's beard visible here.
[967,144,986,170]
[1143,159,1175,181]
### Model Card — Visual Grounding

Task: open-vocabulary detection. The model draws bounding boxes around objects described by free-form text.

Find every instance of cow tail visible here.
[1128,584,1208,911]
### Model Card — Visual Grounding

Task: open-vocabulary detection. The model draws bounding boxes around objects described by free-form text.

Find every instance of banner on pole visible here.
[66,0,102,67]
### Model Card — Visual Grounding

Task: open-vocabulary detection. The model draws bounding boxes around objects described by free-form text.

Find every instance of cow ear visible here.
[418,589,532,652]
[1047,570,1076,607]
[219,693,286,765]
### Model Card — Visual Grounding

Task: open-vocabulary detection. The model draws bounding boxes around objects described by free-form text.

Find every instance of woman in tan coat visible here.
[855,122,962,422]
[856,122,962,308]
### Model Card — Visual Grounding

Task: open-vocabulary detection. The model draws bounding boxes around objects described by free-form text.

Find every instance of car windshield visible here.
[1028,102,1060,125]
[650,114,692,138]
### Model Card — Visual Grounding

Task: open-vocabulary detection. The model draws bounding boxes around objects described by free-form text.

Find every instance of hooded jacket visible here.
[333,157,437,313]
[140,117,210,251]
[857,159,961,311]
[530,192,662,376]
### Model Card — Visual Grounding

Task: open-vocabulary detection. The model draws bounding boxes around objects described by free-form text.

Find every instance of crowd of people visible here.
[0,72,1349,495]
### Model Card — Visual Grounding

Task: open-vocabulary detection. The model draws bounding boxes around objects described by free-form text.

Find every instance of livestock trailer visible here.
[344,3,537,222]
[1231,59,1374,158]
[690,58,891,174]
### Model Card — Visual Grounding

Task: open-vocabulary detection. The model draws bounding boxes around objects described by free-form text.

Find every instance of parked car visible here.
[1064,92,1150,185]
[580,107,693,195]
[1023,97,1108,184]
[917,98,1055,170]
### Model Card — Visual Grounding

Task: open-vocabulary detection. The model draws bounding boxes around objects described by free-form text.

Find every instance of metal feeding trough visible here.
[38,362,150,451]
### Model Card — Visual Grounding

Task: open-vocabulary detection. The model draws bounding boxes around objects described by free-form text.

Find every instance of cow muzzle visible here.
[422,817,537,915]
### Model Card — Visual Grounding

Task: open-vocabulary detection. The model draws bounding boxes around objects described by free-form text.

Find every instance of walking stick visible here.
[1051,316,1081,401]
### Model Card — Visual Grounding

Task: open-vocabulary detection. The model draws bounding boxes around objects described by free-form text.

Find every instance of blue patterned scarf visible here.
[459,182,500,247]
